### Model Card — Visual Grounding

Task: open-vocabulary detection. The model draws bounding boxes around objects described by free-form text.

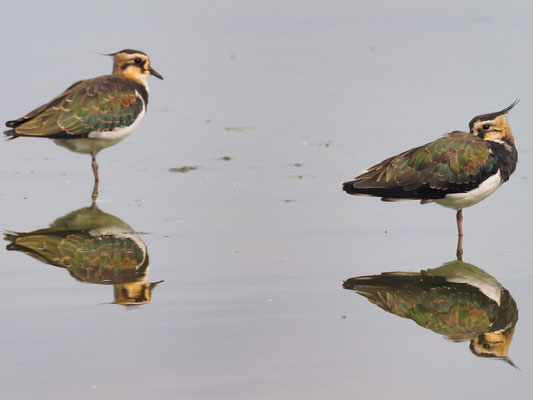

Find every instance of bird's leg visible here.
[91,152,99,203]
[456,209,463,261]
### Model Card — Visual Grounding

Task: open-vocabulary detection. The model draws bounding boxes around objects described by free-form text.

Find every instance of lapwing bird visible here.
[343,260,518,367]
[4,205,163,306]
[4,49,163,201]
[342,101,518,259]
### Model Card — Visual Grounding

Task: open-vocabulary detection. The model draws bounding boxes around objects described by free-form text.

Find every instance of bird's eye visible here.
[482,124,490,130]
[134,57,142,64]
[483,343,491,349]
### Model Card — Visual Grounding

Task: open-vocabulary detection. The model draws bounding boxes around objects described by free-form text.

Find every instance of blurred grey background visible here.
[0,1,532,399]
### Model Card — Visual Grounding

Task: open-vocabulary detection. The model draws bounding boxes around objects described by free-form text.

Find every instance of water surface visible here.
[1,1,533,399]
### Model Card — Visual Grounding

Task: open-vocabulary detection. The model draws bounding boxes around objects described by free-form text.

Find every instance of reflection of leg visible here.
[91,152,99,183]
[456,209,463,261]
[91,152,99,202]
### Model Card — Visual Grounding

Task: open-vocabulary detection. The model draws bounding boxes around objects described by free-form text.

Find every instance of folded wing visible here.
[343,131,499,200]
[5,77,145,138]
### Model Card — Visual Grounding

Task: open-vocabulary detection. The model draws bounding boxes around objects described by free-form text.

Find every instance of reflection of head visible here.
[113,280,164,306]
[469,325,518,368]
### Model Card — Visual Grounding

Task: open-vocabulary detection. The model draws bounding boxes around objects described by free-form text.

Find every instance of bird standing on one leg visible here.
[342,101,518,260]
[4,49,163,202]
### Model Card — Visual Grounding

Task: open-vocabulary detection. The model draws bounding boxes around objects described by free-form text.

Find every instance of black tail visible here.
[342,180,384,196]
[341,180,358,195]
[6,119,19,128]
[3,129,19,140]
[4,115,30,139]
[4,232,22,250]
[342,179,450,201]
[342,180,423,200]
[343,271,447,291]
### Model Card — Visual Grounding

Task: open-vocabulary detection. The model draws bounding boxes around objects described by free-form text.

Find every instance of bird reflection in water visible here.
[343,259,518,367]
[4,205,163,306]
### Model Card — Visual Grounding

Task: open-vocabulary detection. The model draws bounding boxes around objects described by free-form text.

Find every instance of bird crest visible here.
[469,99,519,143]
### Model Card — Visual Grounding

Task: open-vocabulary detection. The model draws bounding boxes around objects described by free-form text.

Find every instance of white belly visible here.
[54,136,128,154]
[435,171,502,210]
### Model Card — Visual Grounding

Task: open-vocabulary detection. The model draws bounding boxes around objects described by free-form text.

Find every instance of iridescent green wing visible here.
[5,231,147,284]
[11,76,145,137]
[5,232,65,265]
[397,288,495,340]
[346,277,497,340]
[58,234,147,284]
[356,131,497,191]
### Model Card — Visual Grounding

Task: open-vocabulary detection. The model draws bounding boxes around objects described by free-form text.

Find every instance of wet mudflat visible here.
[1,1,533,399]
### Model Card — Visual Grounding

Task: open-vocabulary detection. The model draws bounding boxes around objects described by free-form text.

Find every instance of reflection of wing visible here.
[4,204,150,285]
[6,231,148,284]
[344,260,518,362]
[5,76,145,138]
[344,270,500,341]
[4,205,163,306]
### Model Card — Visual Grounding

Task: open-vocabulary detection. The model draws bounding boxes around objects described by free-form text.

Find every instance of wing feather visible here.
[344,131,498,198]
[5,76,145,138]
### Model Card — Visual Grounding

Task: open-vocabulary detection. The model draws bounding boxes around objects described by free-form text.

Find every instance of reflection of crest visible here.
[343,260,518,367]
[5,205,163,306]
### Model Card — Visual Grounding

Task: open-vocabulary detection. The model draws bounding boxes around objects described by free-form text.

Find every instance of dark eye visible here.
[482,124,490,130]
[483,343,491,349]
[134,57,142,64]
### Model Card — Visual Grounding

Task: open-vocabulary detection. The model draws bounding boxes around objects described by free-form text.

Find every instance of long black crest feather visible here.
[469,99,519,132]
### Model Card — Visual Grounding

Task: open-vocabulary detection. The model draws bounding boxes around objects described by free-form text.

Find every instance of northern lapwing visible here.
[343,259,518,367]
[342,101,518,259]
[4,49,163,201]
[4,205,163,306]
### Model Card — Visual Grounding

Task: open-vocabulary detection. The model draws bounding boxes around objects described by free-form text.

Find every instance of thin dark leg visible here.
[91,152,99,203]
[456,209,463,261]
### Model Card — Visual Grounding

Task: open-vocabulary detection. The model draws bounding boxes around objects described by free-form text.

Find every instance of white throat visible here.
[137,75,150,93]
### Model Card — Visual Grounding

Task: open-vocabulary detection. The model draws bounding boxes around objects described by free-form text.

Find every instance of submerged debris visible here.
[318,140,333,148]
[224,125,256,133]
[302,140,334,148]
[169,166,199,173]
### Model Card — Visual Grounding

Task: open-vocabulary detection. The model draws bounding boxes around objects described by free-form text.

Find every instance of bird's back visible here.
[4,75,148,139]
[342,131,500,202]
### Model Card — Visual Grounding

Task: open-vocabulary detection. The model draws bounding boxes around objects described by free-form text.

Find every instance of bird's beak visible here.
[149,66,164,80]
[149,280,165,290]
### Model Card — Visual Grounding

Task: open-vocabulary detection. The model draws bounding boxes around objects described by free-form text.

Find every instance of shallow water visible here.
[1,1,533,398]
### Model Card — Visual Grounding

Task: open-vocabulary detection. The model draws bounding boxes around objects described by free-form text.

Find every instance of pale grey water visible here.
[1,1,533,398]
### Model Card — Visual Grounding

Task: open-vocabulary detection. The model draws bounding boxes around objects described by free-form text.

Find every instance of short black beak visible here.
[149,280,165,290]
[149,66,164,80]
